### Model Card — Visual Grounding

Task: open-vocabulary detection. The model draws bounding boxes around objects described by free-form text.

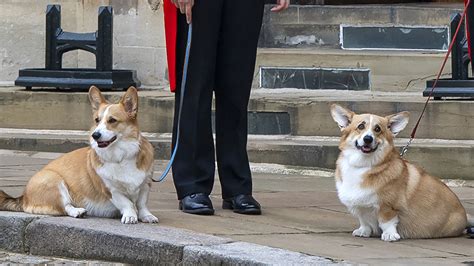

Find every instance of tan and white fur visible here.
[330,104,472,241]
[0,86,158,224]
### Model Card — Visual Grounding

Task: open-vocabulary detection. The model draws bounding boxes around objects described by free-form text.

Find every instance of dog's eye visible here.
[374,125,381,133]
[108,118,117,123]
[94,117,100,123]
[357,124,365,130]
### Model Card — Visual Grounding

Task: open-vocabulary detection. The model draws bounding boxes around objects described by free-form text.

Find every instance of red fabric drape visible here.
[466,0,472,61]
[164,0,177,92]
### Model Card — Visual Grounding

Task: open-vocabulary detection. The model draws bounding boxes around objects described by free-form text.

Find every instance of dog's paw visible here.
[74,208,87,218]
[67,207,87,218]
[121,215,138,224]
[352,226,372,238]
[381,232,401,242]
[140,214,159,224]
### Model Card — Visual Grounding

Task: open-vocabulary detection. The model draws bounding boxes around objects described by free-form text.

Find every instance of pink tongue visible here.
[362,146,372,152]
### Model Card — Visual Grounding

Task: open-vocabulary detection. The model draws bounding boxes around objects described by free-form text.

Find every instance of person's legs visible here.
[214,0,265,200]
[172,0,223,201]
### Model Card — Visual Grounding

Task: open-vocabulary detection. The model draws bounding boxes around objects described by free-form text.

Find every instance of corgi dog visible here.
[0,86,158,224]
[330,104,472,241]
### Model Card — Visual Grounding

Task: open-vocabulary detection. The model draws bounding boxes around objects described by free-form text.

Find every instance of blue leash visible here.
[153,23,192,182]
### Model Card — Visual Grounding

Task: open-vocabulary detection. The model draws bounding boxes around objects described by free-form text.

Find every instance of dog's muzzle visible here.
[92,132,117,148]
[355,136,378,154]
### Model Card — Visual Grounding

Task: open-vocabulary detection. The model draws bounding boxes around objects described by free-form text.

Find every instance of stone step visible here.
[259,4,461,49]
[2,87,472,140]
[0,128,472,179]
[255,48,449,91]
[1,212,330,264]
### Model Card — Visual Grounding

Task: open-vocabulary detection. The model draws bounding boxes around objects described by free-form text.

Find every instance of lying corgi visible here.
[330,104,472,241]
[0,86,158,224]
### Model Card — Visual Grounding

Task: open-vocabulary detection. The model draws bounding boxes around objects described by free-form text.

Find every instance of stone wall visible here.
[0,0,167,87]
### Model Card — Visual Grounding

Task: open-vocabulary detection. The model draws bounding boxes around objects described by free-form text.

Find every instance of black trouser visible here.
[172,0,265,200]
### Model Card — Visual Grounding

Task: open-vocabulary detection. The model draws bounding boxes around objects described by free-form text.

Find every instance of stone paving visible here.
[0,250,122,265]
[0,149,473,265]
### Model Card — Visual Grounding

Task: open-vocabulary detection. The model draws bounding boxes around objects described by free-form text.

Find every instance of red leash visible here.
[400,0,471,157]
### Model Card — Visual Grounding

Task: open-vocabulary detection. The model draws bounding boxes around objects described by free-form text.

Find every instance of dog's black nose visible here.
[363,135,373,144]
[92,132,101,140]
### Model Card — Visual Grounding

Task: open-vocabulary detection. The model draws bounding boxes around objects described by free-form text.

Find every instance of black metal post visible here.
[45,5,61,70]
[97,6,113,71]
[451,14,464,80]
[423,4,474,99]
[467,1,474,74]
[15,4,140,90]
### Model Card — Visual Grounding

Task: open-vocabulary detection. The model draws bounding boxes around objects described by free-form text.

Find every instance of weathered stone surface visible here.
[69,0,167,87]
[147,0,162,11]
[0,250,121,265]
[113,46,167,87]
[259,5,460,48]
[255,48,451,92]
[25,217,231,264]
[260,24,339,48]
[183,242,335,265]
[3,88,474,140]
[0,0,166,87]
[1,128,473,180]
[1,2,462,88]
[0,151,472,265]
[0,212,44,253]
[0,0,79,83]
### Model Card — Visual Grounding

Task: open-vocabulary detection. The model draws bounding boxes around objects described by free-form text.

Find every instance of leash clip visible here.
[400,137,413,158]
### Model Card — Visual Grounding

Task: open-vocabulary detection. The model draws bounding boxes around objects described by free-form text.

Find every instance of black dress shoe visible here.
[222,194,261,215]
[467,227,474,239]
[179,193,215,215]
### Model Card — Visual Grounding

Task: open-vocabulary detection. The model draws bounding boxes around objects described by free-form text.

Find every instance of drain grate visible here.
[340,25,449,50]
[260,67,370,90]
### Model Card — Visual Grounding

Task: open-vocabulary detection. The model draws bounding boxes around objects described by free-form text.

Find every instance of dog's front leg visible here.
[137,182,159,223]
[378,205,401,242]
[352,207,376,237]
[110,191,138,224]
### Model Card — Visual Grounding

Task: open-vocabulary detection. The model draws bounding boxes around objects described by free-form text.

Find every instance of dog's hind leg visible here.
[59,181,87,218]
[22,170,68,216]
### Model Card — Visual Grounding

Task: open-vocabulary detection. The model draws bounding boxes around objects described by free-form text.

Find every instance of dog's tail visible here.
[0,190,23,212]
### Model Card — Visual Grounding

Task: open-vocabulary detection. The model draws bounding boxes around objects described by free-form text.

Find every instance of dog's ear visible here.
[121,86,138,119]
[330,104,354,130]
[88,86,106,112]
[386,111,410,136]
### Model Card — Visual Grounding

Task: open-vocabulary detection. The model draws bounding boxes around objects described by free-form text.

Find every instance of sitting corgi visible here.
[330,104,472,241]
[0,86,158,224]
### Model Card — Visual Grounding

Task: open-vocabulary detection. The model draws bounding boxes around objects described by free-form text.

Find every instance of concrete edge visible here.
[0,212,336,265]
[0,212,45,253]
[183,242,335,265]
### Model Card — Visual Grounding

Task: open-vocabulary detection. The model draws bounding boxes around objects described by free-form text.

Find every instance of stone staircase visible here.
[0,3,472,180]
[255,4,463,91]
[0,88,473,179]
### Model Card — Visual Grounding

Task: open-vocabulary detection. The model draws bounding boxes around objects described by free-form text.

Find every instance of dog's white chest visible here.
[336,161,379,209]
[96,159,148,196]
